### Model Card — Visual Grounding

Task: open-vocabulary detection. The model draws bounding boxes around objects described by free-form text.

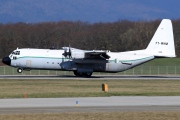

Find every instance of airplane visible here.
[2,19,176,77]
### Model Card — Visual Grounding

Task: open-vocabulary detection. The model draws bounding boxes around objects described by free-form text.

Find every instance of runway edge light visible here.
[76,101,78,107]
[24,92,26,98]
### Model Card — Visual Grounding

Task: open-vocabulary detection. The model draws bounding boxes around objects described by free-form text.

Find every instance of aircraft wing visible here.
[62,47,110,60]
[84,50,110,59]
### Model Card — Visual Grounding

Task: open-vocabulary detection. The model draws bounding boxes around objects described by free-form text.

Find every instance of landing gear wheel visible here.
[74,71,92,77]
[17,68,23,73]
[74,71,80,77]
[83,73,92,77]
[73,71,84,77]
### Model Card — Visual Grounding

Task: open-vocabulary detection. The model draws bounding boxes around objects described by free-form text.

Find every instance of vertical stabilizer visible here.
[146,19,176,57]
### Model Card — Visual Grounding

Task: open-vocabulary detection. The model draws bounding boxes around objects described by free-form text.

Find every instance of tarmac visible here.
[0,96,180,114]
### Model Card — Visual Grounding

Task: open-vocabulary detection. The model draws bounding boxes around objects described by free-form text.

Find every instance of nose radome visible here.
[2,57,11,66]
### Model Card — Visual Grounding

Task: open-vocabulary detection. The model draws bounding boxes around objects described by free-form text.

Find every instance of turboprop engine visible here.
[71,50,85,59]
[62,47,85,59]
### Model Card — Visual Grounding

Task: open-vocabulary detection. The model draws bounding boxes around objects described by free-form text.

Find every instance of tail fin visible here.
[146,19,176,57]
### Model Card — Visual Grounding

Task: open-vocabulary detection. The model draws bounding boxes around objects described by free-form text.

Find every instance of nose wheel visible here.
[17,68,23,73]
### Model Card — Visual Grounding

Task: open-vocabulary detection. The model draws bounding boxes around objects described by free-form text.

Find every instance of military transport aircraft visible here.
[2,19,176,77]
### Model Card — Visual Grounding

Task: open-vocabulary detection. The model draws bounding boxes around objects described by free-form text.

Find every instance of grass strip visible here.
[0,79,180,98]
[0,112,180,120]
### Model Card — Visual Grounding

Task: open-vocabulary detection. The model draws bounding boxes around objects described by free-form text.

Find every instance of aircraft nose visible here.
[2,57,11,66]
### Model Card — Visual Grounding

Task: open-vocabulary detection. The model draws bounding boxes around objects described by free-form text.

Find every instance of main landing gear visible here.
[73,71,92,77]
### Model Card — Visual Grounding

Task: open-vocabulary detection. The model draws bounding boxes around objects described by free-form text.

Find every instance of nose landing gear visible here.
[17,68,23,73]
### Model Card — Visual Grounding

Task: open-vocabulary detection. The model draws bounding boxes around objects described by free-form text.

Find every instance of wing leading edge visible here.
[62,47,110,60]
[84,50,110,59]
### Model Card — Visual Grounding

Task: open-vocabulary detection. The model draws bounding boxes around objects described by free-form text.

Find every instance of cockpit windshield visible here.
[11,51,20,55]
[9,50,20,59]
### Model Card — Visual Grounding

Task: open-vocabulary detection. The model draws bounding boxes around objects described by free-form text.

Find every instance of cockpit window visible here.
[12,51,20,55]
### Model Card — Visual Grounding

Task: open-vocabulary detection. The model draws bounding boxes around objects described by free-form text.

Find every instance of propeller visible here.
[62,45,72,59]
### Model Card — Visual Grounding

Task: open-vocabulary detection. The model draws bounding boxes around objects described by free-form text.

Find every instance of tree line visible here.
[0,19,180,58]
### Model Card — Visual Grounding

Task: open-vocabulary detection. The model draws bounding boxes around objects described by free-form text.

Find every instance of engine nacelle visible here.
[71,50,85,59]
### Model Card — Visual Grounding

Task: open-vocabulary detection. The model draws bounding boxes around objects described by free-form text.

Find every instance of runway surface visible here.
[0,96,180,114]
[1,75,180,80]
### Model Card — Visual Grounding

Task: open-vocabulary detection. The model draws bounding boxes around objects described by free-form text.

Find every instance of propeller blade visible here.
[68,46,72,58]
[62,46,72,59]
[62,48,68,58]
